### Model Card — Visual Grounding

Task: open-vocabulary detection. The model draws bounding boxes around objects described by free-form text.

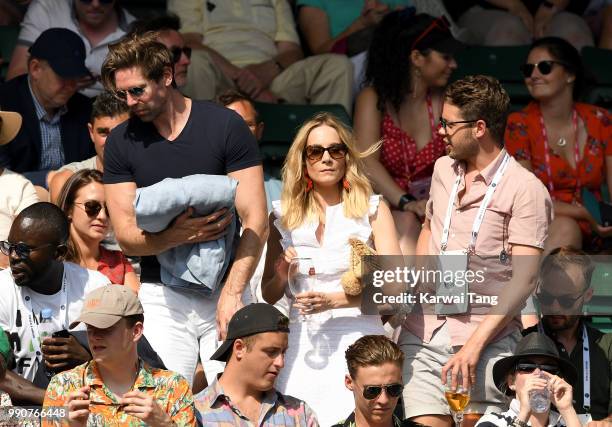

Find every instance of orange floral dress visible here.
[505,101,612,236]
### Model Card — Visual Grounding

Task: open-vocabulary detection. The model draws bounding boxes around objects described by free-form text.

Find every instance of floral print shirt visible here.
[194,377,319,426]
[42,359,197,426]
[505,101,612,204]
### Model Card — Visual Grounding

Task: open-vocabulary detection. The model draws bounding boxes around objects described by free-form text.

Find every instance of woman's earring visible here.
[305,175,313,193]
[343,178,350,191]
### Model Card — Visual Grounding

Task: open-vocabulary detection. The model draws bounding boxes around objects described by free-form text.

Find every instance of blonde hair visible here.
[280,113,377,230]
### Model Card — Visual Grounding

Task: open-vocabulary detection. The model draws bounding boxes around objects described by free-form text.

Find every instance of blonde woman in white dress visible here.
[262,113,402,426]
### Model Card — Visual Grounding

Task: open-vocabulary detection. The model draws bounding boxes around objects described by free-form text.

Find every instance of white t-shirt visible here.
[0,262,109,381]
[0,169,39,241]
[18,0,135,97]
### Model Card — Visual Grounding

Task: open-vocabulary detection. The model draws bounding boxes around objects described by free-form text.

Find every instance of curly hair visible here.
[280,113,377,230]
[364,9,441,112]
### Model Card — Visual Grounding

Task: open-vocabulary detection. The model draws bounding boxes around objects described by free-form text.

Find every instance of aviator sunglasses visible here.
[171,46,192,63]
[535,287,588,309]
[520,60,568,78]
[359,383,404,400]
[75,200,108,218]
[304,143,348,161]
[0,241,55,259]
[114,85,146,101]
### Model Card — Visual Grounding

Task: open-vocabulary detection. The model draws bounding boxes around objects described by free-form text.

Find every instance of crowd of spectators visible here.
[0,1,611,426]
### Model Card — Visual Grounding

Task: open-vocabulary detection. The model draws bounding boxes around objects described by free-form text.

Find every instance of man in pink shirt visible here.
[401,75,553,427]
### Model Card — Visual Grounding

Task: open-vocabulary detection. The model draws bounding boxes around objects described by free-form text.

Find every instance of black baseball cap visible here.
[211,303,290,362]
[28,28,91,79]
[412,16,465,55]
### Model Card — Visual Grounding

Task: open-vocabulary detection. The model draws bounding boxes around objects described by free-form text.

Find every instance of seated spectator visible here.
[505,37,612,253]
[476,332,580,427]
[354,10,461,255]
[0,28,94,188]
[167,0,353,113]
[297,0,412,94]
[334,334,416,427]
[0,110,39,269]
[48,91,129,203]
[130,14,192,89]
[42,285,196,426]
[7,0,136,97]
[216,90,281,213]
[57,169,139,291]
[0,202,109,405]
[523,247,612,423]
[450,0,595,50]
[194,303,318,426]
[0,330,9,380]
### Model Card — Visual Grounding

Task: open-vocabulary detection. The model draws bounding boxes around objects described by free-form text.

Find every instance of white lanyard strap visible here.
[582,324,590,411]
[537,322,590,412]
[440,153,511,252]
[21,273,68,361]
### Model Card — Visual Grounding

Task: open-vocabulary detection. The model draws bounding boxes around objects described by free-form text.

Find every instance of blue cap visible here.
[28,28,91,79]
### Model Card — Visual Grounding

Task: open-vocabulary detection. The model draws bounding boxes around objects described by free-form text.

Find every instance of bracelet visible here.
[511,417,529,427]
[397,193,416,211]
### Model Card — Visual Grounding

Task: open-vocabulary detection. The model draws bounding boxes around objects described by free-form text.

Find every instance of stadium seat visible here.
[581,46,612,109]
[452,45,532,111]
[254,102,352,164]
[0,25,20,81]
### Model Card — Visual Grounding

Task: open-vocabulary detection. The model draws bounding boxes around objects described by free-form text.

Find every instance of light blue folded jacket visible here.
[134,174,238,296]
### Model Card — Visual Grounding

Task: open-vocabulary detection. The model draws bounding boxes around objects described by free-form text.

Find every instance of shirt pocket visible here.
[250,0,277,37]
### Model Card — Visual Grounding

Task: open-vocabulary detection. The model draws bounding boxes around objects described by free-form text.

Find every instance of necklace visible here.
[557,137,567,147]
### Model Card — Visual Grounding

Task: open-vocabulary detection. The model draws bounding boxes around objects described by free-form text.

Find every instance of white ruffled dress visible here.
[272,196,386,427]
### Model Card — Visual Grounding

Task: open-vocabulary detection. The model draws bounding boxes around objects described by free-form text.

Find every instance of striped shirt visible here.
[476,399,563,427]
[28,79,66,170]
[195,377,319,426]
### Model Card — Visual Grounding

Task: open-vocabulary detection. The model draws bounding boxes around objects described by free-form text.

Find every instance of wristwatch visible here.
[511,417,529,427]
[398,193,416,211]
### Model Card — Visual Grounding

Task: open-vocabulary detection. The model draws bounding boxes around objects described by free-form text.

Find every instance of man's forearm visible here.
[223,221,269,296]
[0,371,45,405]
[466,253,540,349]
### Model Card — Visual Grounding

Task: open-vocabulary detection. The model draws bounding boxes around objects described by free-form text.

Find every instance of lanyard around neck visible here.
[440,153,511,253]
[537,321,590,412]
[20,272,68,362]
[539,109,580,201]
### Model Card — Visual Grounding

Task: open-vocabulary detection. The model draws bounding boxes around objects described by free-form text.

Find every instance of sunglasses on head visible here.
[75,200,108,218]
[114,85,146,101]
[519,60,567,78]
[0,241,55,259]
[304,143,348,161]
[171,46,192,63]
[515,362,559,375]
[78,0,114,4]
[360,383,404,400]
[411,16,451,51]
[535,287,587,309]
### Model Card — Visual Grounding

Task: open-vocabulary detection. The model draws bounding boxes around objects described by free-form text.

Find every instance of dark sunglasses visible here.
[0,241,55,259]
[361,383,404,400]
[78,0,114,4]
[535,287,587,309]
[439,117,478,134]
[411,16,451,51]
[171,46,192,63]
[75,200,108,218]
[515,362,559,375]
[114,85,146,101]
[304,143,348,161]
[520,60,568,78]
